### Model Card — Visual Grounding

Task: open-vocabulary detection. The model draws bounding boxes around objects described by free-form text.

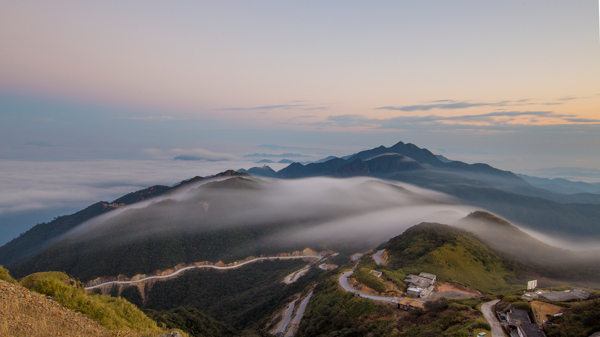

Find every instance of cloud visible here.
[170,148,239,161]
[143,148,240,161]
[23,141,62,147]
[0,158,290,218]
[118,116,178,121]
[257,144,305,151]
[564,118,600,123]
[299,111,600,131]
[218,104,328,111]
[244,153,310,158]
[376,99,563,112]
[378,96,594,112]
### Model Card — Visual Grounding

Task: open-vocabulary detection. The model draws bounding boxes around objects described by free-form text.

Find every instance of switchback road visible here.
[85,255,322,290]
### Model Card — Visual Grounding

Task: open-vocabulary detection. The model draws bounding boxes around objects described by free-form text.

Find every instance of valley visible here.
[1,141,599,336]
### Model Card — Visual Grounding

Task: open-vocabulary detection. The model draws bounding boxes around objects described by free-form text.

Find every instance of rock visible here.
[160,331,184,337]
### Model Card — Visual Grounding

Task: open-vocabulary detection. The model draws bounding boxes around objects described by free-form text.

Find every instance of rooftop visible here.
[508,308,531,325]
[539,288,591,302]
[570,288,591,300]
[404,274,433,288]
[419,272,436,280]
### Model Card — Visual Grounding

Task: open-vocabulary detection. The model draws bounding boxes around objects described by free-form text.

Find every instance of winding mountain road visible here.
[481,300,503,337]
[85,255,322,290]
[372,249,385,265]
[338,271,401,303]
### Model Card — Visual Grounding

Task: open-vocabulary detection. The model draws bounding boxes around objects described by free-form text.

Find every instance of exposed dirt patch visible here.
[531,301,563,326]
[428,282,482,300]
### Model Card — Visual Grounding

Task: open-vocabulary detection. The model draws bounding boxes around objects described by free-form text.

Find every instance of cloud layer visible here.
[376,99,562,112]
[307,110,600,131]
[0,159,282,216]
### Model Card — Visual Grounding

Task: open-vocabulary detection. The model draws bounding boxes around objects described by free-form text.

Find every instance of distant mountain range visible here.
[518,173,600,194]
[2,140,600,283]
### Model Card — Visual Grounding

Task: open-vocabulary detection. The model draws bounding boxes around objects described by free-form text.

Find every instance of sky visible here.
[0,1,599,243]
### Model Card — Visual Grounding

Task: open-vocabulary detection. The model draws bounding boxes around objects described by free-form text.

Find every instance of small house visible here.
[404,273,436,297]
[396,297,424,310]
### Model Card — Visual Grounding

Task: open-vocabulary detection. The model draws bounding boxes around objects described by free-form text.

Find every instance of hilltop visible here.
[383,222,519,293]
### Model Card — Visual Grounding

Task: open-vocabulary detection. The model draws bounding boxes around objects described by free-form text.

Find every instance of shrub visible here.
[425,299,449,312]
[444,325,470,337]
[463,319,491,331]
[512,301,531,311]
[0,266,17,284]
[503,295,520,303]
[448,303,471,311]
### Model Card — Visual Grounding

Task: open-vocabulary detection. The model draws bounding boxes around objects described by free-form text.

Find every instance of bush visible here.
[120,285,143,308]
[512,301,531,311]
[503,295,520,303]
[444,325,470,337]
[463,319,491,332]
[0,266,17,284]
[448,303,471,311]
[425,299,449,312]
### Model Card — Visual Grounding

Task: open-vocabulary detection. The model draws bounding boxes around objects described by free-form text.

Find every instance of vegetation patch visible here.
[145,306,238,337]
[352,267,387,293]
[298,277,396,336]
[544,299,600,336]
[19,271,163,335]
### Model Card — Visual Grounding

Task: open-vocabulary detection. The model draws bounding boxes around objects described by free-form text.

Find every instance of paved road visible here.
[275,299,297,335]
[481,299,504,337]
[284,291,313,337]
[283,265,311,284]
[372,249,385,265]
[85,255,322,290]
[338,271,399,302]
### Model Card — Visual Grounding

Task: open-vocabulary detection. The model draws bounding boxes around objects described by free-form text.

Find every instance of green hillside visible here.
[19,271,166,335]
[454,211,600,287]
[385,222,520,293]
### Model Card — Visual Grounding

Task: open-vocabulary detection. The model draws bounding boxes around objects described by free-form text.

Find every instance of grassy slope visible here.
[454,211,600,288]
[385,222,521,293]
[19,271,166,335]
